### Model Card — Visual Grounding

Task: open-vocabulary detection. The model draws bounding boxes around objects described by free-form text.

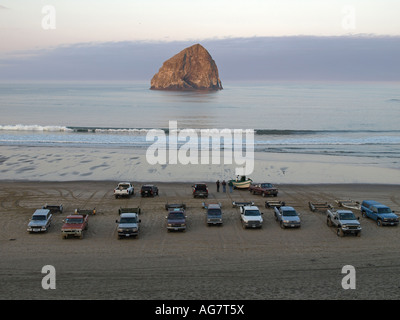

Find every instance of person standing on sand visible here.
[216,180,220,192]
[222,180,226,193]
[228,180,233,193]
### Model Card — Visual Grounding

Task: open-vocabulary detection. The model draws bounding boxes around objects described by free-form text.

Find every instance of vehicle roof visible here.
[362,200,380,205]
[372,204,390,209]
[207,204,221,209]
[120,212,138,217]
[168,210,185,216]
[67,214,84,218]
[281,206,295,211]
[336,210,354,214]
[118,182,131,185]
[243,206,259,210]
[33,209,50,215]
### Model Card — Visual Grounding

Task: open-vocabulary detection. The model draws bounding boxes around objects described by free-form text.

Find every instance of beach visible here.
[1,178,399,300]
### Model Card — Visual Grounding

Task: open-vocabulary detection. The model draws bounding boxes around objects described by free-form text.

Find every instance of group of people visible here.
[216,179,233,193]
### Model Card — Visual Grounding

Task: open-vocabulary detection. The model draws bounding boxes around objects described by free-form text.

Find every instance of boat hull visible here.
[231,180,252,189]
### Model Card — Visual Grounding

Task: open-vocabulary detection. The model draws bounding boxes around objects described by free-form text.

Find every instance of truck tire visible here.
[327,218,332,227]
[280,221,285,229]
[362,211,367,218]
[337,228,344,237]
[377,219,382,227]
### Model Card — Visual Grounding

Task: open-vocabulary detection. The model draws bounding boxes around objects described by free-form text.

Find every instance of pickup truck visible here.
[274,206,301,228]
[249,183,278,197]
[240,205,263,229]
[116,212,141,239]
[203,203,223,226]
[166,209,187,232]
[61,214,89,239]
[114,182,134,199]
[27,209,53,233]
[361,200,399,226]
[326,209,361,237]
[192,183,208,198]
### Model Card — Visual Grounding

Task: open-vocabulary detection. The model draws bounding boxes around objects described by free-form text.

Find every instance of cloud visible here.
[0,5,9,9]
[1,36,399,81]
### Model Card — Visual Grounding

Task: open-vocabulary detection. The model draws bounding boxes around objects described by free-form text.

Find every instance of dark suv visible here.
[140,185,159,197]
[166,209,187,232]
[192,183,208,198]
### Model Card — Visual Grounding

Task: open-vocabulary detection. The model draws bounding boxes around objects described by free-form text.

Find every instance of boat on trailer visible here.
[230,176,252,189]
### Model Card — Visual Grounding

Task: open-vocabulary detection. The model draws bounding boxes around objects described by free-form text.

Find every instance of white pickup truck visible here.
[240,205,263,229]
[114,182,134,199]
[327,209,362,237]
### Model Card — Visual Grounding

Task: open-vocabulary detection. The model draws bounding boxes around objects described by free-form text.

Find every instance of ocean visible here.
[1,81,400,169]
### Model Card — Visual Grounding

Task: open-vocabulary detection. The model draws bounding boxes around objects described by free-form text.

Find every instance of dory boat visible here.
[230,176,252,189]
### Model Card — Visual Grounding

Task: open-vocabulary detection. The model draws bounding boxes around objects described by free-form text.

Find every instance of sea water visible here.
[1,81,400,168]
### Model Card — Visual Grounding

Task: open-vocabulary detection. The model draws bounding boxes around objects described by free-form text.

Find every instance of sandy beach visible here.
[0,179,399,300]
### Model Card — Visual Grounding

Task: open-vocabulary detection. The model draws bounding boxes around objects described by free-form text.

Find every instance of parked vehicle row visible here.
[26,181,398,239]
[113,182,159,199]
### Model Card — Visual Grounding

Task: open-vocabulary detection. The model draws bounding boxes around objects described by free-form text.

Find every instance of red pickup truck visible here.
[61,214,89,239]
[249,183,278,197]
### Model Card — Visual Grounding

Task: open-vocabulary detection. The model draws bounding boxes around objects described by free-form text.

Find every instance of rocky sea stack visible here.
[150,44,223,91]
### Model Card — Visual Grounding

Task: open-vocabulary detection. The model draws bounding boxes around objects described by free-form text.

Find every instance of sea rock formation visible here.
[150,44,223,91]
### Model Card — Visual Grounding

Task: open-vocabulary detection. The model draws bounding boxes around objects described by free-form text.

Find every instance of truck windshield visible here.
[245,210,261,216]
[339,212,356,220]
[118,184,130,189]
[261,184,273,188]
[66,218,83,224]
[120,217,137,223]
[168,212,185,219]
[32,215,46,220]
[283,210,297,216]
[207,209,221,216]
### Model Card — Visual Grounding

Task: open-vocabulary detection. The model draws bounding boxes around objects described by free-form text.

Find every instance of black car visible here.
[140,185,159,197]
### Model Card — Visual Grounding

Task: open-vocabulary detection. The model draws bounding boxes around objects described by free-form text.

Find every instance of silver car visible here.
[27,209,53,233]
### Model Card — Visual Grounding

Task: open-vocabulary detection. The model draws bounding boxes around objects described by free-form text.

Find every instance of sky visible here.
[0,0,399,81]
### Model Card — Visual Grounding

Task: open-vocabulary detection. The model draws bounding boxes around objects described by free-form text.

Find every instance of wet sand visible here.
[0,181,399,300]
[1,145,400,184]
